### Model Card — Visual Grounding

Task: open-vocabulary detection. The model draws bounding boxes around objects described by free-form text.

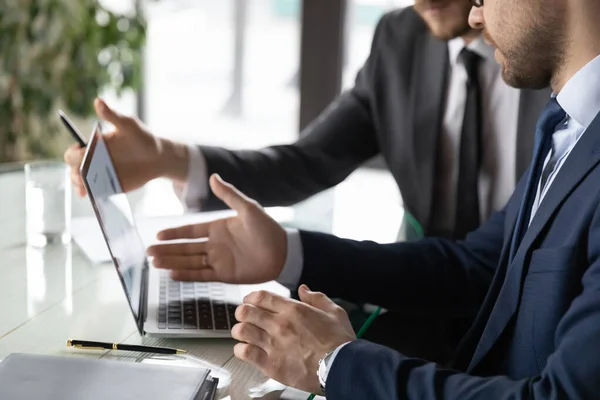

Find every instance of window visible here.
[343,0,414,89]
[128,0,301,215]
[144,0,301,150]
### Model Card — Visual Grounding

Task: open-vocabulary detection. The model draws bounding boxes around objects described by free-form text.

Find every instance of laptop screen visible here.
[80,123,147,330]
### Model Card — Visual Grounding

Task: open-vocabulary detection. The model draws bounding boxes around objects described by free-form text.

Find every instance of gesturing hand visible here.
[232,285,356,394]
[64,98,164,196]
[147,174,288,284]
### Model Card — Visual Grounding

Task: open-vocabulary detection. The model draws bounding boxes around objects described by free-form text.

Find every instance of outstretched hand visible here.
[147,174,288,284]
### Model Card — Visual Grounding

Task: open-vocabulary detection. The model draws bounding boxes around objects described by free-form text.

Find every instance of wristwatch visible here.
[317,350,336,394]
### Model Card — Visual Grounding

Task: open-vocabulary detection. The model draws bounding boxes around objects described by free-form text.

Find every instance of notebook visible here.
[0,353,218,400]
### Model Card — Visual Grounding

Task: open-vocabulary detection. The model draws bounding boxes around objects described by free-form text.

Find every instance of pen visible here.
[66,339,187,355]
[57,109,87,147]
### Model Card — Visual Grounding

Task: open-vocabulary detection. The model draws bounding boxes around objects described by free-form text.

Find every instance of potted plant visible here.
[0,0,146,163]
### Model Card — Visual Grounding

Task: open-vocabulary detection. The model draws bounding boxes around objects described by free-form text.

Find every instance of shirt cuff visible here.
[173,145,209,211]
[276,228,304,289]
[325,342,352,381]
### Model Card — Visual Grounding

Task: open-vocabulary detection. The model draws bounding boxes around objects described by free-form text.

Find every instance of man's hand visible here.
[232,285,356,394]
[147,174,288,284]
[63,98,188,196]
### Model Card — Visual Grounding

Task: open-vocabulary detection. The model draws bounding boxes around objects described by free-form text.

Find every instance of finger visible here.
[235,304,278,331]
[209,174,258,214]
[298,285,338,313]
[156,223,211,241]
[152,255,211,270]
[64,144,85,166]
[147,241,208,257]
[74,181,86,197]
[69,165,87,196]
[243,290,292,314]
[234,343,268,368]
[70,169,81,186]
[169,268,217,282]
[94,98,128,127]
[231,323,269,349]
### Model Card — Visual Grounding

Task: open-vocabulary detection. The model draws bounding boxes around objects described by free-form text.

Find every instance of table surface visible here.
[0,163,403,399]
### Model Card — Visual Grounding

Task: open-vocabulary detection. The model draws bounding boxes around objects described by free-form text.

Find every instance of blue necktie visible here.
[509,97,566,261]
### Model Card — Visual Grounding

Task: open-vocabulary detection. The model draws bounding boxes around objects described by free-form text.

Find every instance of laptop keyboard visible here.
[157,273,238,330]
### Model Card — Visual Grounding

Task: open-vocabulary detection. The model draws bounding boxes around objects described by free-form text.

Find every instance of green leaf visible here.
[0,0,146,162]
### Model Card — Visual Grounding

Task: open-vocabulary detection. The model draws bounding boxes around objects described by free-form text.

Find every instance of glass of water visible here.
[25,161,72,247]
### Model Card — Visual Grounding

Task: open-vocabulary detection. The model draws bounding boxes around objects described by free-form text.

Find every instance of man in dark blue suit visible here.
[147,0,600,397]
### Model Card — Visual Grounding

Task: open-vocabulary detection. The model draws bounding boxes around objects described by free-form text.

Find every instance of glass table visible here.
[0,162,408,398]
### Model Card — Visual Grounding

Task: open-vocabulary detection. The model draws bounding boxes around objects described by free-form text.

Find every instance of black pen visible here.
[57,109,87,147]
[67,339,187,355]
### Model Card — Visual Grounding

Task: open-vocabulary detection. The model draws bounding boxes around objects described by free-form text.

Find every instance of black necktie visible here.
[509,97,566,261]
[454,49,483,239]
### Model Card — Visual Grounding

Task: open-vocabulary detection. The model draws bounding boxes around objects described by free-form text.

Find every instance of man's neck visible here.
[552,48,600,93]
[552,14,600,92]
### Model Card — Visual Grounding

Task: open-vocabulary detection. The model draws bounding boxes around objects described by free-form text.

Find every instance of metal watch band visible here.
[317,350,335,393]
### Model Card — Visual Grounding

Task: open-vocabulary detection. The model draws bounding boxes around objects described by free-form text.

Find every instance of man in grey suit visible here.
[65,0,549,362]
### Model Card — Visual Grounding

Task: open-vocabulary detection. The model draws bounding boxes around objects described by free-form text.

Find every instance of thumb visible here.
[209,174,257,213]
[298,285,336,313]
[94,98,126,127]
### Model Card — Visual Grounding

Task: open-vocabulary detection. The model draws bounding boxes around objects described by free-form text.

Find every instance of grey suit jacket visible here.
[199,7,551,238]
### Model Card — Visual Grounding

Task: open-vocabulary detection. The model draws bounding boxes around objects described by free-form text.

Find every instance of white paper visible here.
[248,379,326,400]
[71,207,294,264]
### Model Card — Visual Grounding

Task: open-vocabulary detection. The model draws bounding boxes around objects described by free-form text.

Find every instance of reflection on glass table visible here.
[26,244,73,318]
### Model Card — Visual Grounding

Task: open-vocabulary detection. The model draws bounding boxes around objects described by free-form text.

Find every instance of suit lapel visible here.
[410,34,448,232]
[456,188,521,371]
[515,88,552,179]
[455,228,513,371]
[468,112,600,371]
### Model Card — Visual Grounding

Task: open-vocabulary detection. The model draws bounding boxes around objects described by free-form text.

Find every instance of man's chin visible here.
[500,65,551,90]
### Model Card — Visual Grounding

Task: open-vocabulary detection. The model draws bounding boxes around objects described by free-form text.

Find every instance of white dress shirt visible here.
[435,36,520,232]
[529,55,600,222]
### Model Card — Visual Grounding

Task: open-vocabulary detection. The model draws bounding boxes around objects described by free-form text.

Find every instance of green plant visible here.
[0,0,145,163]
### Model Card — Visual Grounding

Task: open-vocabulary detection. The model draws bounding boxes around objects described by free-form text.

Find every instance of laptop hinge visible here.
[139,263,149,335]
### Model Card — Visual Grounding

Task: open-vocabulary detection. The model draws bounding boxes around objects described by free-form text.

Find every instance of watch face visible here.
[318,350,335,392]
[324,350,336,366]
[318,357,328,386]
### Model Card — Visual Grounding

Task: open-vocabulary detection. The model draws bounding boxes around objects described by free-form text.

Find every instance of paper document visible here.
[72,208,294,264]
[248,379,326,400]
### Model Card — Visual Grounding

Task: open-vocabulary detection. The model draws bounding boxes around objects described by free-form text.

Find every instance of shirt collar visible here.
[447,35,496,67]
[556,54,600,129]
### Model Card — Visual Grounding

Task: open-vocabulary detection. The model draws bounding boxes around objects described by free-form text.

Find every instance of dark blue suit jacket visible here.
[298,111,600,398]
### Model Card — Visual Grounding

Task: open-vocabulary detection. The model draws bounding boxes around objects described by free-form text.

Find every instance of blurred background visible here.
[0,0,415,241]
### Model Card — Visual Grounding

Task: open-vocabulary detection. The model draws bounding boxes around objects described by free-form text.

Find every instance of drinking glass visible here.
[25,161,72,247]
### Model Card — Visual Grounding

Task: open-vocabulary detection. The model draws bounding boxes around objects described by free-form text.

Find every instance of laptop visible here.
[80,121,242,338]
